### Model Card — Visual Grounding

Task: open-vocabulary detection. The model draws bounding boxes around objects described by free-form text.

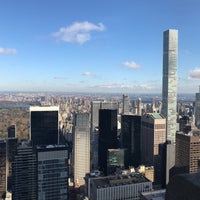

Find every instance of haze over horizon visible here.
[1,0,200,94]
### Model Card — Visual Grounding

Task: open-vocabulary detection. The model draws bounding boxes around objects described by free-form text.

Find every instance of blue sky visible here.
[0,0,200,93]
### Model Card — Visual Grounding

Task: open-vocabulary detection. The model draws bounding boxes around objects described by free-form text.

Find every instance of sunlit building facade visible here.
[73,112,90,186]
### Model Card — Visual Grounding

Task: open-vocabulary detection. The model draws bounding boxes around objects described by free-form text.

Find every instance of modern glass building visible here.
[12,142,37,200]
[121,115,141,168]
[161,29,178,143]
[7,124,16,138]
[107,149,125,175]
[36,145,69,200]
[0,139,7,199]
[30,106,59,146]
[98,109,118,175]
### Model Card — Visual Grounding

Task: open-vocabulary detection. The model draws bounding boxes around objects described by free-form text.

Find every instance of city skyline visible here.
[1,0,200,93]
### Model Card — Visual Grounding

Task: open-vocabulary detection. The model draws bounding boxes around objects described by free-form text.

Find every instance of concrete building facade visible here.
[141,113,166,183]
[87,174,152,200]
[175,131,200,174]
[161,29,178,143]
[73,112,90,186]
[195,87,200,128]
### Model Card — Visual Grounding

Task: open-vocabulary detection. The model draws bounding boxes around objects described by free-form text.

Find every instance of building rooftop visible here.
[29,106,59,112]
[166,173,200,199]
[141,189,166,200]
[91,173,150,188]
[150,113,164,119]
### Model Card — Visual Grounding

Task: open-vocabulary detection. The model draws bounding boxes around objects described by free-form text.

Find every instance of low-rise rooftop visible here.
[91,173,150,188]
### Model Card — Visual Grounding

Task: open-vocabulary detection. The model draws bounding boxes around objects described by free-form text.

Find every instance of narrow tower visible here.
[161,29,178,143]
[161,29,178,185]
[195,86,200,128]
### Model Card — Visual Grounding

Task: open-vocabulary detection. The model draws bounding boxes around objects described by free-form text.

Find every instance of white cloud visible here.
[0,47,16,55]
[122,61,140,69]
[188,68,200,80]
[53,21,105,44]
[82,71,95,76]
[54,76,68,80]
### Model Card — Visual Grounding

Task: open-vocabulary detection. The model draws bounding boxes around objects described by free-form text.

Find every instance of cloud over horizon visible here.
[81,71,96,77]
[0,47,16,55]
[188,68,200,80]
[93,82,152,92]
[53,21,105,44]
[122,61,140,69]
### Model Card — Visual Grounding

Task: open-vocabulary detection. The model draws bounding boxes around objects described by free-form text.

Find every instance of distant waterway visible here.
[0,101,40,108]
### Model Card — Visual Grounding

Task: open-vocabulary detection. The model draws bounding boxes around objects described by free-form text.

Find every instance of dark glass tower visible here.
[36,145,69,200]
[7,124,16,138]
[6,138,18,191]
[30,106,59,146]
[0,139,7,198]
[121,115,141,168]
[98,109,118,175]
[12,142,37,200]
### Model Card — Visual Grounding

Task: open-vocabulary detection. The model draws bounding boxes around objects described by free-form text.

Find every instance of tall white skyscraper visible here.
[161,29,178,143]
[73,112,90,186]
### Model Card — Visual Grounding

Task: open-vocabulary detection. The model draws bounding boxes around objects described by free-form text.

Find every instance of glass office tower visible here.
[37,145,69,200]
[98,109,118,175]
[30,106,59,146]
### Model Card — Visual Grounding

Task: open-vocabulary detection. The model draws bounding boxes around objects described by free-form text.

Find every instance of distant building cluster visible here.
[1,29,200,200]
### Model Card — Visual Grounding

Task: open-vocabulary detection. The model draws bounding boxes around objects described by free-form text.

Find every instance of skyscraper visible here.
[12,142,37,200]
[7,124,16,138]
[141,113,166,184]
[98,109,118,175]
[73,112,90,186]
[6,138,18,191]
[0,139,7,198]
[12,142,69,200]
[161,29,178,143]
[121,115,141,167]
[175,131,200,174]
[91,101,101,132]
[30,106,59,146]
[0,138,18,198]
[122,94,129,114]
[36,145,69,200]
[195,86,200,128]
[161,29,178,185]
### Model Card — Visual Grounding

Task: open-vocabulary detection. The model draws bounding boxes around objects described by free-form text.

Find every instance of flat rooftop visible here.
[91,173,150,188]
[141,189,166,200]
[150,113,164,119]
